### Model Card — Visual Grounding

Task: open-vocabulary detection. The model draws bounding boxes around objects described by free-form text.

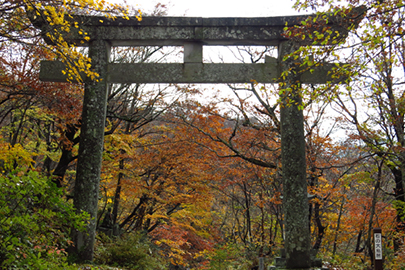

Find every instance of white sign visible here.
[374,233,383,260]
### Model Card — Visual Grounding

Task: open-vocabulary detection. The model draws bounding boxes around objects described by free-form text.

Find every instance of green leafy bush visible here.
[94,233,168,270]
[207,243,252,270]
[0,169,88,269]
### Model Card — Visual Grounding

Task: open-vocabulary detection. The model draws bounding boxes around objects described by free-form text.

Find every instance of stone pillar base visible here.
[267,249,327,270]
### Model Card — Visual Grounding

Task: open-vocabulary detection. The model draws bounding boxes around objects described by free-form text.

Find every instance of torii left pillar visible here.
[72,38,110,262]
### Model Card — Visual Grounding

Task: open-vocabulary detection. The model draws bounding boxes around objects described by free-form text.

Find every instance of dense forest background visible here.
[1,0,405,269]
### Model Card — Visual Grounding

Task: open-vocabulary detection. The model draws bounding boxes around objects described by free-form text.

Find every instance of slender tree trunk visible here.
[388,165,405,252]
[396,157,405,252]
[112,156,124,224]
[333,193,345,257]
[119,195,148,229]
[354,230,363,253]
[313,202,326,252]
[41,123,52,177]
[10,105,29,147]
[111,116,134,224]
[260,192,265,256]
[243,182,252,242]
[366,161,382,266]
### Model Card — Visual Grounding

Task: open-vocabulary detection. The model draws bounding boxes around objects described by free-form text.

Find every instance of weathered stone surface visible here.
[279,40,311,269]
[72,38,110,262]
[30,7,366,47]
[40,60,342,84]
[184,42,203,63]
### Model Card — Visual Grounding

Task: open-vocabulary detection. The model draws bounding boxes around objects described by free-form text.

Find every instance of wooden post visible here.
[374,228,383,270]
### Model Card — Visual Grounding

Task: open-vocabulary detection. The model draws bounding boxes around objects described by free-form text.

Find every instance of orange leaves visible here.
[100,120,220,267]
[0,36,83,126]
[151,223,215,267]
[269,191,282,205]
[101,116,218,222]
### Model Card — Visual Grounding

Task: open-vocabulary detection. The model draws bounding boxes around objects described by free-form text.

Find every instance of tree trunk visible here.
[313,202,326,252]
[112,156,124,224]
[53,124,79,187]
[333,193,345,257]
[243,182,252,243]
[366,161,382,266]
[354,230,363,253]
[389,165,405,252]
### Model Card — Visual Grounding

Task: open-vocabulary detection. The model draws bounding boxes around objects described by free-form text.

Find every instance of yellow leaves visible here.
[0,141,36,172]
[154,237,188,266]
[23,0,138,83]
[136,9,143,21]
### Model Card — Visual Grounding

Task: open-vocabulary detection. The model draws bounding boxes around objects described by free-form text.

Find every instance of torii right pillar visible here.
[279,39,311,269]
[278,6,366,268]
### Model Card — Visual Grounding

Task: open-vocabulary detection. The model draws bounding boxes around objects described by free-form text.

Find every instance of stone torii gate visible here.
[32,8,364,268]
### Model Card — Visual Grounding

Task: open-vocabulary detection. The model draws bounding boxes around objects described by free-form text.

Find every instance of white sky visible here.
[118,1,345,139]
[130,0,303,17]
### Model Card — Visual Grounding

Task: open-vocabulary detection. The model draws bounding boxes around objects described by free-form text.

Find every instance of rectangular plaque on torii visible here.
[30,6,365,268]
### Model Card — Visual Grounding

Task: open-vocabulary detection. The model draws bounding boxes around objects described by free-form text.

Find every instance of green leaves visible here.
[393,200,405,222]
[0,169,88,269]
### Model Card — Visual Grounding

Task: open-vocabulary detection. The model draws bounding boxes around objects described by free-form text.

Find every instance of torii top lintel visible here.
[32,6,365,84]
[31,6,365,47]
